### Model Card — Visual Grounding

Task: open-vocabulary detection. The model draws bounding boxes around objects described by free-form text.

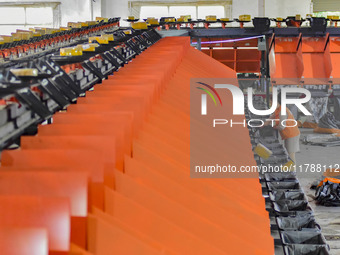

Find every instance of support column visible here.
[258,0,265,17]
[196,38,201,51]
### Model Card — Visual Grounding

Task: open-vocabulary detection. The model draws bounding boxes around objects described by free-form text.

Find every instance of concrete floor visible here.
[296,128,340,255]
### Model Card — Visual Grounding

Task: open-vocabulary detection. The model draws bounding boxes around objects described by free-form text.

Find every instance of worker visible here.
[263,92,300,163]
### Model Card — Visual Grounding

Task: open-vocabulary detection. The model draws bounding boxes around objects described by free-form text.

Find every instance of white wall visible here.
[232,0,312,19]
[0,0,313,25]
[232,0,259,19]
[101,0,312,24]
[102,0,128,23]
[0,0,101,27]
[1,0,310,28]
[265,0,312,18]
[60,0,92,26]
[101,0,234,26]
[92,0,102,20]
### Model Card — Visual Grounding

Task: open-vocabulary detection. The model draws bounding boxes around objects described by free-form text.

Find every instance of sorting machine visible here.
[185,18,340,121]
[246,97,330,255]
[0,14,337,255]
[0,21,161,150]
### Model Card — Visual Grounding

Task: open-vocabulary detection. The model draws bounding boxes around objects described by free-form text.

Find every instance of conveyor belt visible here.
[0,37,274,255]
[0,28,160,151]
[247,97,330,255]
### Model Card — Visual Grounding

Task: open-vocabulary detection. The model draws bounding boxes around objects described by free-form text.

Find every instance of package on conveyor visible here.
[0,35,13,44]
[164,17,176,23]
[327,15,339,20]
[79,22,89,27]
[68,22,82,29]
[220,18,230,22]
[283,160,296,171]
[11,33,23,42]
[127,16,136,21]
[254,143,273,159]
[177,15,191,22]
[10,68,39,77]
[17,30,33,38]
[86,21,97,26]
[206,15,217,22]
[96,17,109,22]
[59,27,71,31]
[102,34,114,42]
[39,28,59,34]
[123,30,132,35]
[17,29,33,34]
[60,45,83,56]
[78,43,100,52]
[29,28,46,35]
[11,30,34,41]
[19,33,32,40]
[146,18,159,26]
[89,36,109,44]
[239,14,251,21]
[32,32,42,37]
[131,22,148,30]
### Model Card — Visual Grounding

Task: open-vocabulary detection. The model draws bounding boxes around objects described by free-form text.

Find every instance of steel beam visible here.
[188,27,340,38]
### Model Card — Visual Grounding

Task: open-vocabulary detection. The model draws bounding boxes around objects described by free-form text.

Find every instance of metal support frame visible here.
[189,27,340,38]
[0,28,162,151]
[196,38,201,51]
[189,27,340,106]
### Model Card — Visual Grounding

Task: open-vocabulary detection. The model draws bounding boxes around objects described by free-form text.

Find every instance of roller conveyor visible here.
[0,27,161,150]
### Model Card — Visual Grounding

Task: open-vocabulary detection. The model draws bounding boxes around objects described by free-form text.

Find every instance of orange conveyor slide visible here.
[0,37,274,255]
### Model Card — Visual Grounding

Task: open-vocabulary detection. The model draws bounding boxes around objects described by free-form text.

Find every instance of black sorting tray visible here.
[273,200,312,216]
[284,244,329,255]
[267,181,301,191]
[281,230,327,245]
[270,190,305,201]
[277,214,320,231]
[265,172,297,182]
[51,55,90,65]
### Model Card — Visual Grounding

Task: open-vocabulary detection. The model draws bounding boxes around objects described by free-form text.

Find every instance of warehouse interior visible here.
[1,0,340,255]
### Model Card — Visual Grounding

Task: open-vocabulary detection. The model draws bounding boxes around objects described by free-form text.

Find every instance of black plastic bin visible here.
[281,230,327,245]
[274,200,310,211]
[263,155,289,163]
[259,125,276,137]
[270,147,286,155]
[273,200,311,216]
[265,172,297,182]
[270,190,305,201]
[261,137,278,143]
[267,181,301,191]
[277,214,320,231]
[310,17,327,32]
[284,244,329,255]
[262,143,284,150]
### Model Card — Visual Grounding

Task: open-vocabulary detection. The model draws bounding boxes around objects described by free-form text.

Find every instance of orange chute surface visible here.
[0,37,273,255]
